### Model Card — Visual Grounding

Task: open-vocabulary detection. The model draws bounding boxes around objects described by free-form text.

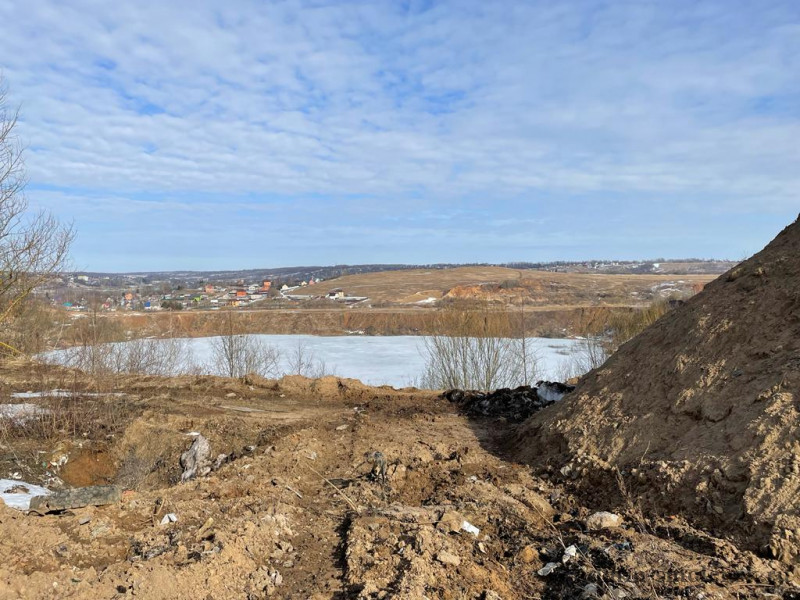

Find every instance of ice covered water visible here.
[43,334,582,389]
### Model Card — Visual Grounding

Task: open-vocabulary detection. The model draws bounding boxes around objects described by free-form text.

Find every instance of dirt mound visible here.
[513,215,800,560]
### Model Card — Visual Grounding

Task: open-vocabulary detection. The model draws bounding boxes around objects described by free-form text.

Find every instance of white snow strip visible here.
[10,390,72,399]
[10,390,126,398]
[0,403,48,421]
[0,479,50,510]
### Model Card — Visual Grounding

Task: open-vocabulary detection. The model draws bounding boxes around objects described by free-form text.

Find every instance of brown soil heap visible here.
[514,215,800,561]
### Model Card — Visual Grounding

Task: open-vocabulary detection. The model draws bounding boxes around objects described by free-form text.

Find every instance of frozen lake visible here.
[45,334,583,389]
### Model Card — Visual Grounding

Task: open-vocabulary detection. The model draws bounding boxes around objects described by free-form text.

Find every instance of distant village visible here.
[44,274,369,312]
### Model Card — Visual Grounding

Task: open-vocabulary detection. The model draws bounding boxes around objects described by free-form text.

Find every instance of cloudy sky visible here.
[1,0,798,271]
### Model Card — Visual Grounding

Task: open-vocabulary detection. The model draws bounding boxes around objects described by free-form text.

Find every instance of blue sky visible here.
[1,0,798,271]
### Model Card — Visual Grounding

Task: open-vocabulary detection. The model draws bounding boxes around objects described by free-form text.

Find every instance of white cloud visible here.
[1,0,798,269]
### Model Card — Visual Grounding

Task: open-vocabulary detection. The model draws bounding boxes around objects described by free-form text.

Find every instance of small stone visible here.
[585,511,623,530]
[518,545,538,564]
[437,511,464,534]
[335,424,348,431]
[78,515,91,526]
[537,562,559,576]
[436,550,461,566]
[562,544,578,563]
[581,583,600,599]
[483,592,502,600]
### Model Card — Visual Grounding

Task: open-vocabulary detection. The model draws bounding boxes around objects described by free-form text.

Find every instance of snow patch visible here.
[0,479,50,510]
[0,403,48,421]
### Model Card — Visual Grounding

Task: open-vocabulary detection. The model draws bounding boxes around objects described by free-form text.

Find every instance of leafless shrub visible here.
[208,310,280,379]
[115,337,187,376]
[556,335,610,381]
[420,303,540,392]
[284,340,336,378]
[210,333,281,379]
[0,390,135,444]
[55,336,189,378]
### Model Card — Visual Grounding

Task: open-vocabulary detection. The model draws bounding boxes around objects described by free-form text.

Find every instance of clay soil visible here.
[1,362,798,599]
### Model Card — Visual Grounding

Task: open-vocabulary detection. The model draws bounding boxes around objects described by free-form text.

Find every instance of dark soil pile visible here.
[445,382,575,422]
[513,216,800,561]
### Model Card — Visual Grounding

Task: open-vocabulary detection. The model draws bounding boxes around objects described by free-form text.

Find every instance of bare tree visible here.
[556,335,609,381]
[0,77,74,356]
[420,302,528,392]
[284,340,335,378]
[209,311,280,379]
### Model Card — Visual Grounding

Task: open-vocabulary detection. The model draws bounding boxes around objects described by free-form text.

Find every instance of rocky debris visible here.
[561,544,578,563]
[246,567,283,599]
[28,485,120,513]
[364,450,387,483]
[436,550,461,566]
[180,434,212,482]
[537,561,559,576]
[437,510,465,534]
[445,384,572,422]
[518,545,538,564]
[582,583,600,598]
[586,511,623,530]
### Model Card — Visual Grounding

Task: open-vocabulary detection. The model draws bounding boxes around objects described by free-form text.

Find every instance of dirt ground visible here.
[1,363,798,599]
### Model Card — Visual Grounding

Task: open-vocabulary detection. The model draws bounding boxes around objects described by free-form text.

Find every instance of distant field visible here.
[82,266,723,342]
[319,266,525,304]
[320,266,716,306]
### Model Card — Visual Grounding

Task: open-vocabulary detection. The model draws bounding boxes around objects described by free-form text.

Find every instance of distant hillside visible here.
[63,259,736,288]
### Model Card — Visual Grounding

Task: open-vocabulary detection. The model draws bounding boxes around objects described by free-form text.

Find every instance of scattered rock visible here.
[586,511,623,530]
[180,434,212,482]
[518,545,538,564]
[581,583,600,598]
[482,592,502,600]
[562,544,578,563]
[29,486,121,513]
[436,550,461,566]
[537,562,560,576]
[160,513,178,525]
[437,511,464,534]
